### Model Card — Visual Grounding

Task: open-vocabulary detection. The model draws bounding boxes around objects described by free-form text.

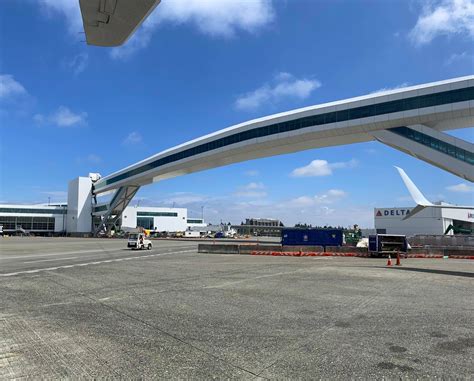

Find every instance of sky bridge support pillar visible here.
[93,185,140,236]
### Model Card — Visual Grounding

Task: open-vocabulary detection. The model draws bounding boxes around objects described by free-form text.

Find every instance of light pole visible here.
[48,196,50,206]
[201,205,204,221]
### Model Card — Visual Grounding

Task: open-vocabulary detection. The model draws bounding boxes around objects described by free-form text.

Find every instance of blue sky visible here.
[0,0,473,227]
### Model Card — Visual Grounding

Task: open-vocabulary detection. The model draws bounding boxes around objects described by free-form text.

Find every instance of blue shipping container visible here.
[281,228,343,247]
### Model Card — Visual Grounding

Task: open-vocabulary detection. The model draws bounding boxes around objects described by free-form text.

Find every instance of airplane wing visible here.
[395,166,473,220]
[395,166,432,207]
[79,0,160,47]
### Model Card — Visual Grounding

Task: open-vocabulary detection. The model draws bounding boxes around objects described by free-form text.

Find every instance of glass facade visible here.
[0,216,56,231]
[95,86,474,190]
[0,207,66,214]
[389,127,474,165]
[137,211,178,217]
[187,219,203,224]
[137,217,154,229]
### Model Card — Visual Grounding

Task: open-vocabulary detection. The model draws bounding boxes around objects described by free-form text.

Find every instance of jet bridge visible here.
[85,76,473,236]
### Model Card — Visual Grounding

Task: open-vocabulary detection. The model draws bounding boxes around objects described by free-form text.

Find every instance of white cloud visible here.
[67,53,89,76]
[234,182,267,198]
[51,106,87,126]
[444,51,473,65]
[41,191,67,198]
[35,0,83,35]
[158,0,274,36]
[86,153,102,164]
[122,131,143,145]
[314,189,348,204]
[0,74,27,99]
[288,189,347,207]
[111,0,275,59]
[446,183,474,192]
[135,187,375,227]
[244,169,259,177]
[287,196,316,208]
[291,159,357,177]
[75,153,102,165]
[371,82,410,94]
[235,72,321,111]
[164,192,207,205]
[410,0,474,45]
[34,106,87,127]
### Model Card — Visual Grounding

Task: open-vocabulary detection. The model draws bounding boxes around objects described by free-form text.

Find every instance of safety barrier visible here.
[250,251,369,257]
[250,251,474,259]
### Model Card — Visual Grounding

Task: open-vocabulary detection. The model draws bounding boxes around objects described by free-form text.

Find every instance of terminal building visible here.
[0,203,205,235]
[0,204,68,235]
[374,205,473,236]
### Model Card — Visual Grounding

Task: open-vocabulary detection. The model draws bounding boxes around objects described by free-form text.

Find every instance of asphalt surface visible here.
[1,237,473,379]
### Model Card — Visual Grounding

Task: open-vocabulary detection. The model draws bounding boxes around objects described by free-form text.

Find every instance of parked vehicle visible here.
[184,230,201,238]
[127,233,153,250]
[368,234,407,257]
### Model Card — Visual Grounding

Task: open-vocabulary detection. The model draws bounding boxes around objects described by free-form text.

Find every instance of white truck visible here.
[127,233,153,250]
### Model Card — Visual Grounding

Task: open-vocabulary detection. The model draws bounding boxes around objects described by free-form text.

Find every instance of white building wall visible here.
[67,177,92,233]
[121,207,137,229]
[375,207,444,235]
[441,208,474,223]
[122,206,188,232]
[54,214,66,232]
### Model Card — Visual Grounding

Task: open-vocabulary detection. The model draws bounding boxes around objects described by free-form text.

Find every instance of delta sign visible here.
[375,208,413,218]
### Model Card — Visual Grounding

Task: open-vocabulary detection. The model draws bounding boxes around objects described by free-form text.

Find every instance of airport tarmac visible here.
[0,237,473,379]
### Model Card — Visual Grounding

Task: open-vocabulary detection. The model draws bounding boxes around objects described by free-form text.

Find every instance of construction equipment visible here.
[444,224,473,235]
[344,224,362,246]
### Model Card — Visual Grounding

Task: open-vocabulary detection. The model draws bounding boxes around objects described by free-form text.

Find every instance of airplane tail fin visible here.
[394,166,433,220]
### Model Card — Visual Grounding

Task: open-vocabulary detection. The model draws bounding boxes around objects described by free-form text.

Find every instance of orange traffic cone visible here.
[396,253,401,266]
[387,255,392,266]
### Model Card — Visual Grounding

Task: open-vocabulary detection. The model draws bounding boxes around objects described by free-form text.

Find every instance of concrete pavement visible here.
[0,237,472,379]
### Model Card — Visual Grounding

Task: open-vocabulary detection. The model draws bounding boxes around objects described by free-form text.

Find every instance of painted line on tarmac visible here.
[24,256,79,264]
[3,249,113,260]
[0,249,196,277]
[2,244,195,260]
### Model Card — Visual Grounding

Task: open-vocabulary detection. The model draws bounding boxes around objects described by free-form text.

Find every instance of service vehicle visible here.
[368,234,408,257]
[127,232,153,250]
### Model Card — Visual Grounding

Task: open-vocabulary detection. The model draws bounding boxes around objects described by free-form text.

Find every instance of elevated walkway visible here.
[93,76,474,195]
[84,76,473,236]
[373,125,473,181]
